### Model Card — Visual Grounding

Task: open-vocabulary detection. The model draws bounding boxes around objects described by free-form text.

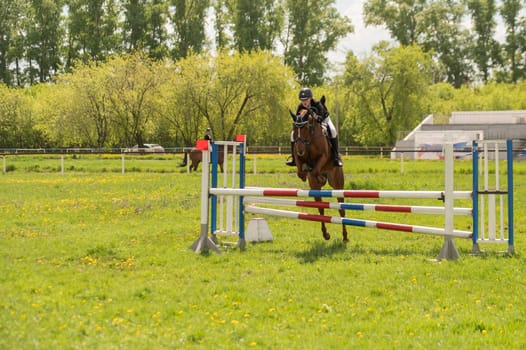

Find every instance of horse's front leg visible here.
[311,154,330,183]
[315,196,330,240]
[295,161,307,182]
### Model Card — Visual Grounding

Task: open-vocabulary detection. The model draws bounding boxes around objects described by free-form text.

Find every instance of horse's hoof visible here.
[342,238,349,243]
[323,233,330,240]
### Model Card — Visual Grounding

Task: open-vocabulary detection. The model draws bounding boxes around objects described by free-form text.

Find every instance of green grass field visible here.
[1,154,525,349]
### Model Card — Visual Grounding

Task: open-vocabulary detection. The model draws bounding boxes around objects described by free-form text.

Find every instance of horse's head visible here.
[290,109,317,157]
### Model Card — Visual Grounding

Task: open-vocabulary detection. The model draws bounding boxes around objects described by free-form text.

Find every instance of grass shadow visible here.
[295,240,347,264]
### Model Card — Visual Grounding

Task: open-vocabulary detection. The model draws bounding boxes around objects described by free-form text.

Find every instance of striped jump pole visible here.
[243,196,472,216]
[210,187,472,199]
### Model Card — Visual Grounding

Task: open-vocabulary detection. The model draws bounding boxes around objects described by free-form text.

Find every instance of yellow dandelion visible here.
[112,317,124,326]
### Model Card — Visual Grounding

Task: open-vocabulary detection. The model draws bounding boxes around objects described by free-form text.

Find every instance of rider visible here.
[204,127,213,142]
[286,87,343,167]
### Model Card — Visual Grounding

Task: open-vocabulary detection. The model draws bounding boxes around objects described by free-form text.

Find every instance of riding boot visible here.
[330,137,343,167]
[285,141,296,166]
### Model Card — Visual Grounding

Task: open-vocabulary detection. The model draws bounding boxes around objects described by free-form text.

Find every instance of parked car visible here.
[124,144,165,153]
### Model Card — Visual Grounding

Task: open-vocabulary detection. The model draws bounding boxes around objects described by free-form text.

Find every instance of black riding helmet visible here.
[299,87,313,100]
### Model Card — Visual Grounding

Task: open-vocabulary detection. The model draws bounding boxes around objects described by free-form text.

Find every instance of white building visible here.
[392,110,526,159]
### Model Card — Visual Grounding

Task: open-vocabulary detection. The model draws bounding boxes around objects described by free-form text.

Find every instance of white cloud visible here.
[327,0,391,74]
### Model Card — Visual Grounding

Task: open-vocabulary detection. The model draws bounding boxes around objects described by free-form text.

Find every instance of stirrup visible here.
[334,157,343,167]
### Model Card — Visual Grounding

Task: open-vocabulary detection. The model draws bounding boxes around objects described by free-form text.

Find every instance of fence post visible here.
[191,140,220,253]
[2,155,5,174]
[121,153,125,174]
[507,139,514,253]
[61,155,65,175]
[437,143,460,260]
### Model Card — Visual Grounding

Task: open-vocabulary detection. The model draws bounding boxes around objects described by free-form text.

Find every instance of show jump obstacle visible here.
[191,137,515,260]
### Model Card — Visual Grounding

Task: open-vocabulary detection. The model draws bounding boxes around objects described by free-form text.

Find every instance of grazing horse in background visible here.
[290,96,348,242]
[179,146,224,172]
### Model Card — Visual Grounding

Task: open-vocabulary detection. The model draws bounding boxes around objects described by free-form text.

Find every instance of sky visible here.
[328,0,391,72]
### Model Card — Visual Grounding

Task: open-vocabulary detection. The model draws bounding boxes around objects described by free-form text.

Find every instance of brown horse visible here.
[179,146,224,172]
[290,96,348,242]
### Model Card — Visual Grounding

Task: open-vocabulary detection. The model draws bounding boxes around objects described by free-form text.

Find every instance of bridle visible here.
[293,114,315,157]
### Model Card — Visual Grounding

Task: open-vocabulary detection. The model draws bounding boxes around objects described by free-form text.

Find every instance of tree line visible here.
[1,0,526,149]
[0,0,351,87]
[2,48,526,149]
[2,0,526,87]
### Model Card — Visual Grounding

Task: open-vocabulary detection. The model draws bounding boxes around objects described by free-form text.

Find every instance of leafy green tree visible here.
[26,0,64,83]
[466,0,500,82]
[282,0,352,86]
[429,81,526,114]
[34,54,168,148]
[0,84,43,147]
[9,0,31,86]
[160,50,296,145]
[122,0,148,51]
[342,44,434,146]
[145,0,169,59]
[498,0,525,82]
[230,0,283,52]
[0,0,26,86]
[158,60,208,146]
[49,62,113,148]
[104,53,168,147]
[64,0,121,67]
[170,0,209,59]
[364,0,427,45]
[417,0,473,87]
[212,0,233,49]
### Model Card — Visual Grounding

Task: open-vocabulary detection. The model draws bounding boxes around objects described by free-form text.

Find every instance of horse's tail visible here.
[179,151,188,167]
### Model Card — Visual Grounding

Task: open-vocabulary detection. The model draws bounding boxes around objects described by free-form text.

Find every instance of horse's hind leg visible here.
[315,197,330,240]
[329,168,348,242]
